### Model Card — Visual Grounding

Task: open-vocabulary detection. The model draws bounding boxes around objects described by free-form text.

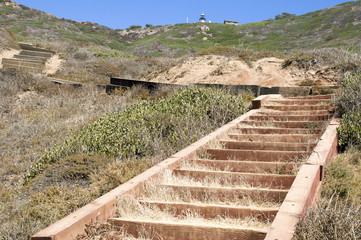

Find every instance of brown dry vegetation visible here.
[0,69,136,239]
[35,41,179,84]
[0,27,19,51]
[0,67,251,239]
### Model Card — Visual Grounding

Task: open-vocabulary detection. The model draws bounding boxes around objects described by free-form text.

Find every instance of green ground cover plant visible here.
[25,87,251,183]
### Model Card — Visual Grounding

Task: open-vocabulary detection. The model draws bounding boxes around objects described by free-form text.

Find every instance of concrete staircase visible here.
[104,95,333,239]
[32,94,337,240]
[2,42,55,74]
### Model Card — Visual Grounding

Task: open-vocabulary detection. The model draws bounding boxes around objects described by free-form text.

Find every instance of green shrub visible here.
[24,87,250,183]
[126,25,142,30]
[336,72,361,116]
[336,72,361,149]
[90,48,135,59]
[337,111,361,148]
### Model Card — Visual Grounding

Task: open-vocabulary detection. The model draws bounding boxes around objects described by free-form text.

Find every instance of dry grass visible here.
[38,42,180,85]
[0,27,19,51]
[0,69,138,239]
[294,197,361,240]
[160,169,254,189]
[115,196,271,231]
[141,181,281,209]
[78,221,153,240]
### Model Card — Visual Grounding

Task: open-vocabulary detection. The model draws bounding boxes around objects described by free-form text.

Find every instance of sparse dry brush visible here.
[0,70,251,240]
[0,69,129,239]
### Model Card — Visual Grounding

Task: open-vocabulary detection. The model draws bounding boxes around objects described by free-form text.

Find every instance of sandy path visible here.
[44,55,62,75]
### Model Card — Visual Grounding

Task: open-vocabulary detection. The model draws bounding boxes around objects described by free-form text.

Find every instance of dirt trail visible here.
[150,55,341,87]
[44,55,62,75]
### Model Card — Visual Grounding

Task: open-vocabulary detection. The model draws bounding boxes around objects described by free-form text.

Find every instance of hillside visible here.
[0,0,360,57]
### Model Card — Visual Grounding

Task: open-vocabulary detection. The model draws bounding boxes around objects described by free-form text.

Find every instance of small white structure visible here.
[224,20,239,26]
[199,13,206,22]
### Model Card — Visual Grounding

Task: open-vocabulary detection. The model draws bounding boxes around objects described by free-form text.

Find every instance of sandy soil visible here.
[150,55,341,87]
[44,55,62,75]
[0,49,19,68]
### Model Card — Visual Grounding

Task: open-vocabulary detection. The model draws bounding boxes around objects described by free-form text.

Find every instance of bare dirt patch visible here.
[149,55,341,87]
[44,54,62,75]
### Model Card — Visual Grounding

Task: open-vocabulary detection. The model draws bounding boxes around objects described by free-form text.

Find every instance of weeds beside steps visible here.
[32,94,337,240]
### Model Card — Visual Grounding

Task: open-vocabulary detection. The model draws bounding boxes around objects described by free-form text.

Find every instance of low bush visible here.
[321,148,361,202]
[25,87,251,183]
[336,72,361,149]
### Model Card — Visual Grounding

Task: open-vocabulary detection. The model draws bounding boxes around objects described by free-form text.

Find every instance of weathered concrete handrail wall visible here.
[265,118,339,240]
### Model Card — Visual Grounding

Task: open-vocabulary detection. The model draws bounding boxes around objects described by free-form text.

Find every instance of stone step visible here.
[237,127,322,135]
[13,54,48,62]
[249,114,331,121]
[220,140,316,151]
[19,50,52,58]
[109,218,267,240]
[19,42,56,54]
[191,159,300,174]
[263,104,331,111]
[228,134,321,143]
[241,120,325,129]
[138,200,279,221]
[206,149,310,162]
[173,169,295,190]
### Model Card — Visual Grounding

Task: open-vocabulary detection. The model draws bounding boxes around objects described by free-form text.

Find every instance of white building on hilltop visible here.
[199,13,206,22]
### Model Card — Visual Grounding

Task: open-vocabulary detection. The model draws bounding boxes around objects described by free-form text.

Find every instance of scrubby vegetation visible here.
[336,72,361,149]
[295,71,361,239]
[0,69,251,239]
[25,87,250,183]
[1,0,360,57]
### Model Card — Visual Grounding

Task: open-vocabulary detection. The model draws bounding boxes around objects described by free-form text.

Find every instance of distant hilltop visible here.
[0,0,360,58]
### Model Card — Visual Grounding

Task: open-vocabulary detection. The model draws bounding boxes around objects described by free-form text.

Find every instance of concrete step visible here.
[13,54,48,62]
[173,169,295,190]
[249,114,331,121]
[206,149,310,162]
[138,200,279,221]
[162,185,288,203]
[256,110,331,116]
[220,140,316,151]
[19,50,52,58]
[286,95,333,100]
[263,104,331,111]
[267,99,329,105]
[109,218,267,240]
[241,120,325,129]
[228,134,321,143]
[190,159,300,174]
[237,127,323,135]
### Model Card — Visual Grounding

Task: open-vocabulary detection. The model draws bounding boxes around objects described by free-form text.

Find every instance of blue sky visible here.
[15,0,356,29]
